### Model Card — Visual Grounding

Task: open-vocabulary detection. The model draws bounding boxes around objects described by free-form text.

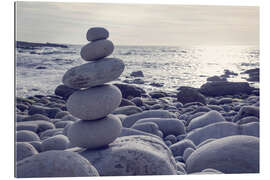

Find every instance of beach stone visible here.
[177,86,206,105]
[67,84,122,120]
[130,70,144,77]
[237,116,259,124]
[134,118,186,136]
[176,162,186,174]
[186,112,205,125]
[16,103,29,112]
[122,110,175,128]
[239,122,259,137]
[169,139,196,157]
[165,140,172,146]
[77,135,177,176]
[54,84,76,100]
[61,114,79,121]
[23,113,51,122]
[176,134,186,142]
[207,105,224,111]
[186,122,239,145]
[131,122,161,137]
[130,97,144,106]
[86,27,109,41]
[119,127,161,139]
[67,115,122,149]
[207,75,227,82]
[16,124,39,133]
[174,156,184,163]
[80,39,114,61]
[55,121,73,128]
[41,135,69,151]
[199,81,254,96]
[16,150,99,177]
[16,142,38,162]
[16,130,40,142]
[218,98,233,104]
[29,141,42,152]
[187,110,225,131]
[114,83,146,98]
[233,106,259,122]
[16,114,29,122]
[40,129,64,140]
[17,120,55,134]
[115,114,127,122]
[164,135,177,144]
[55,111,70,119]
[191,168,223,174]
[112,105,142,115]
[119,98,136,107]
[186,135,259,173]
[63,58,124,89]
[28,105,61,118]
[183,147,194,162]
[197,138,216,148]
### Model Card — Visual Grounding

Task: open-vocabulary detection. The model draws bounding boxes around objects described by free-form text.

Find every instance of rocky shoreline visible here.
[15,79,260,176]
[15,27,259,177]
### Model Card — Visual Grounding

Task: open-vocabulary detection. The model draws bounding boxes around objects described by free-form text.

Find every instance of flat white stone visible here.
[62,58,125,89]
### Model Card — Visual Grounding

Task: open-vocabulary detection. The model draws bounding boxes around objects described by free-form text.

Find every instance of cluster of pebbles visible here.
[62,27,125,149]
[15,27,260,177]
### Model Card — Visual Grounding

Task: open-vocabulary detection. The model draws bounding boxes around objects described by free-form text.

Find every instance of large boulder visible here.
[186,135,259,174]
[16,150,99,177]
[113,83,146,98]
[76,135,177,176]
[133,118,186,136]
[177,86,206,105]
[187,110,225,131]
[186,122,239,145]
[199,81,254,96]
[122,110,175,128]
[63,58,124,89]
[66,84,122,120]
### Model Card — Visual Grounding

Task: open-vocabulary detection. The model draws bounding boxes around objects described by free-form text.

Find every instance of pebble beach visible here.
[15,27,260,177]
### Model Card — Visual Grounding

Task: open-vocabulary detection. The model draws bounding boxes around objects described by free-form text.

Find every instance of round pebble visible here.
[80,40,114,61]
[67,114,122,149]
[67,84,122,120]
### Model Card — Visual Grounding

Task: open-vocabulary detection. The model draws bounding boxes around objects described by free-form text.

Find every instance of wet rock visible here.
[177,86,206,105]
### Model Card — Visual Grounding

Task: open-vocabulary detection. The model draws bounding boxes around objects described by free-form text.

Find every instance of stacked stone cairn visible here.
[62,27,125,149]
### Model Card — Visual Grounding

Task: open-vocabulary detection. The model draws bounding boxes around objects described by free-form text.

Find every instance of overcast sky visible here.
[16,2,259,46]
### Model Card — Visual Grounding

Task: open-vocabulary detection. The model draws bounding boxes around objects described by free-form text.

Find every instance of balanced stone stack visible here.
[62,27,125,149]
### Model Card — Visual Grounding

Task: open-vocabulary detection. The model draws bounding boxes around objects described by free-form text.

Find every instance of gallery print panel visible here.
[15,1,259,177]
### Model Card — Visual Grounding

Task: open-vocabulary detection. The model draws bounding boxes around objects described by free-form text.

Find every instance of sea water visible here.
[16,44,259,97]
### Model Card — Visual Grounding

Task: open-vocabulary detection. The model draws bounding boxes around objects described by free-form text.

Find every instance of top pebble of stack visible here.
[86,27,109,41]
